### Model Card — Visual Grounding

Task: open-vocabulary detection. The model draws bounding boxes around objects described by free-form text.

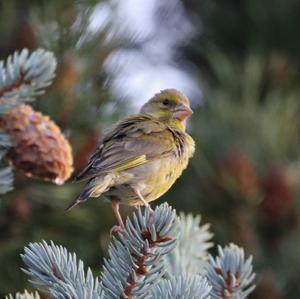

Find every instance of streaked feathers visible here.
[68,89,195,211]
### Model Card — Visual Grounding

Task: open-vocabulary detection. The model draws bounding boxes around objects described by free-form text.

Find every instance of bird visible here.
[67,89,195,230]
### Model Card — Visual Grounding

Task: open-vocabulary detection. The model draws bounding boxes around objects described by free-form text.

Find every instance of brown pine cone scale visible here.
[0,104,73,184]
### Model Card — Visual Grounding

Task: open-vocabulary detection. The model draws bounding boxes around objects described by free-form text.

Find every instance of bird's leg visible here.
[132,187,154,216]
[110,199,125,235]
[133,188,151,209]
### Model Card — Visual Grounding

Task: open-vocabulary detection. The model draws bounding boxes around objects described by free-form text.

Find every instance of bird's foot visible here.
[110,198,126,236]
[110,225,125,236]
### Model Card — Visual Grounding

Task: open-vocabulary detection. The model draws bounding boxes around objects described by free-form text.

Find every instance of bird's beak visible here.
[173,104,193,121]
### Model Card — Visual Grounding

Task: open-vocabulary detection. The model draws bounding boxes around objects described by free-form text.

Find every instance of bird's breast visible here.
[111,154,188,205]
[104,131,195,206]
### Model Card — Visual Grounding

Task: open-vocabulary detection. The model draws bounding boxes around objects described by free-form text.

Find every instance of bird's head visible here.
[140,89,193,131]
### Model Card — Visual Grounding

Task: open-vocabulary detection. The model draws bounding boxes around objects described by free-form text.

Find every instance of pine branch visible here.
[0,132,13,194]
[149,274,212,299]
[21,204,179,299]
[0,131,11,158]
[206,243,256,299]
[0,48,56,114]
[165,213,213,276]
[101,203,178,299]
[0,166,13,194]
[0,48,57,193]
[18,205,256,299]
[21,241,104,299]
[6,291,40,299]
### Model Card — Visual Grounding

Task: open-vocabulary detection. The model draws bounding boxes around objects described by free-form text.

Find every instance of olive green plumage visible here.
[68,89,195,212]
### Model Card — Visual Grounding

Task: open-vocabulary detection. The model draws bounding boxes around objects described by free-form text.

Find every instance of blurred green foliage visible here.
[1,1,300,298]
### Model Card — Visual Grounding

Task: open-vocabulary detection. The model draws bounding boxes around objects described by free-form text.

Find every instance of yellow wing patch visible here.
[112,155,148,173]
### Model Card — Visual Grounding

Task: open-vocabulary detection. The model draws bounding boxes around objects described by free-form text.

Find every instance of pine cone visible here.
[261,167,295,222]
[0,104,73,184]
[8,192,32,222]
[74,129,101,171]
[55,53,80,93]
[217,149,258,200]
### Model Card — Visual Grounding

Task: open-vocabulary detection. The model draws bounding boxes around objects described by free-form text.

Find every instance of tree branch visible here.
[0,48,56,114]
[6,291,40,299]
[149,274,212,299]
[206,243,255,299]
[21,241,104,299]
[101,204,178,299]
[164,213,213,276]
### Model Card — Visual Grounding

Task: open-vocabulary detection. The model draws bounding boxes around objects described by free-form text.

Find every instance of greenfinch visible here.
[67,89,195,229]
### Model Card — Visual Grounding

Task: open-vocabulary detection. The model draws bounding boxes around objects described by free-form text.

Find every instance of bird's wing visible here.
[74,115,176,182]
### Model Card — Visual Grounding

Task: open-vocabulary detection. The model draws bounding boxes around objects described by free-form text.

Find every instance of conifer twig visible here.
[149,274,212,299]
[101,203,178,298]
[0,48,56,114]
[21,241,104,299]
[6,291,40,299]
[165,213,213,276]
[206,243,255,299]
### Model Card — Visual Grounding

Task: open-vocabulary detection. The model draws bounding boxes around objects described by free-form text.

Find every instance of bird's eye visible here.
[162,99,170,106]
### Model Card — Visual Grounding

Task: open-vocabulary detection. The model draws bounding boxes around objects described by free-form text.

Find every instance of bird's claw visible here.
[110,225,125,236]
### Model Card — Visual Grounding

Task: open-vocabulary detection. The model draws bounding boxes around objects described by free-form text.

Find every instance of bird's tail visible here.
[65,175,112,212]
[65,187,92,212]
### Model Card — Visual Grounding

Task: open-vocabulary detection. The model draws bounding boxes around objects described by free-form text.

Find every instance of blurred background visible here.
[1,0,300,298]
